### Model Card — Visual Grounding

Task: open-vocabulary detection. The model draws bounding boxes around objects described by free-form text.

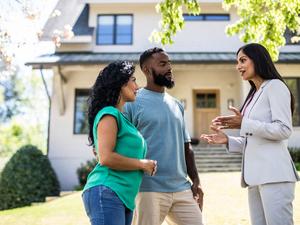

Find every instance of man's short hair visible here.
[139,47,164,69]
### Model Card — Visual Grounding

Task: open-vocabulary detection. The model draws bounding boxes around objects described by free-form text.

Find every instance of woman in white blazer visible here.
[201,43,299,225]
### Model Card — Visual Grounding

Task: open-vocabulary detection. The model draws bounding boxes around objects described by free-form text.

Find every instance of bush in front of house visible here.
[289,147,300,171]
[289,148,300,162]
[76,158,97,190]
[0,145,60,210]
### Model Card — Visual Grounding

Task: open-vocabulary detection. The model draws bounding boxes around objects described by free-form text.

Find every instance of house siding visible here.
[38,1,300,190]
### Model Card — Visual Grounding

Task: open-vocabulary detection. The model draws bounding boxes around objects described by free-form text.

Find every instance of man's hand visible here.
[185,143,203,211]
[191,183,204,211]
[200,125,228,145]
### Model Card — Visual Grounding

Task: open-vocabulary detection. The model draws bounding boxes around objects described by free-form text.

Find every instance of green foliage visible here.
[150,0,200,44]
[0,70,50,157]
[0,73,26,122]
[289,147,300,163]
[295,163,300,171]
[76,158,97,190]
[0,145,60,210]
[223,0,300,61]
[0,120,47,157]
[289,147,300,171]
[153,0,300,61]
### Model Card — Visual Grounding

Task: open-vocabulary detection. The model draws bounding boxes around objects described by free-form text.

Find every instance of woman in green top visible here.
[82,61,157,225]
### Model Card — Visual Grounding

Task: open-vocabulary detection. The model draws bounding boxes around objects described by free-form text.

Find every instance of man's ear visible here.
[142,65,149,74]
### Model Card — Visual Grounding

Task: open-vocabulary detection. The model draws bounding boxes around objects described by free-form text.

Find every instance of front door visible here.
[193,90,220,137]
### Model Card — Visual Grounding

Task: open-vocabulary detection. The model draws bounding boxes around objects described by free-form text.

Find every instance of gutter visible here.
[39,65,51,156]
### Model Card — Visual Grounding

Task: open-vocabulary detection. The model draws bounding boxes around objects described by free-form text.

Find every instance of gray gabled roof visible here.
[41,0,86,40]
[26,52,300,68]
[73,4,94,36]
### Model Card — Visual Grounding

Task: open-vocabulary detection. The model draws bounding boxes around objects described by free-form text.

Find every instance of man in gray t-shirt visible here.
[124,47,203,225]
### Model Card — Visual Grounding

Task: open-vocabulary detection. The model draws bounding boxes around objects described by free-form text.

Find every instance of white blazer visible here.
[228,79,300,187]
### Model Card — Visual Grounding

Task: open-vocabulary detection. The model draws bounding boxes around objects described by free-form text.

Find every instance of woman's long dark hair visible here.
[238,43,295,115]
[87,61,135,146]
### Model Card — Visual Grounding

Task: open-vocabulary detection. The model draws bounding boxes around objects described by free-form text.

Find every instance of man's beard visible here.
[152,69,175,89]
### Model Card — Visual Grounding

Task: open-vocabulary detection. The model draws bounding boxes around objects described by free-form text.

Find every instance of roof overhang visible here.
[26,52,300,69]
[80,0,223,3]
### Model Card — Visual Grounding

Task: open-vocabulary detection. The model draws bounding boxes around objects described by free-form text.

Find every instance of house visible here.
[27,0,300,190]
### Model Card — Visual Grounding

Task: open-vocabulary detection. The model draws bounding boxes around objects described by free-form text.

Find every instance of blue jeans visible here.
[82,185,133,225]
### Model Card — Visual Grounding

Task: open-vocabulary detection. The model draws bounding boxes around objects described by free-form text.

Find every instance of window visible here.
[74,89,89,134]
[97,15,133,45]
[284,78,300,126]
[196,93,217,108]
[183,14,230,21]
[284,29,300,45]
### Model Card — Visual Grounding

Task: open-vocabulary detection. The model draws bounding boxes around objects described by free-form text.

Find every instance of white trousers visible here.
[248,182,295,225]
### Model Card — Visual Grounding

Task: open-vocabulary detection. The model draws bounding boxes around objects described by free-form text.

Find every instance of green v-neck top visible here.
[83,106,147,210]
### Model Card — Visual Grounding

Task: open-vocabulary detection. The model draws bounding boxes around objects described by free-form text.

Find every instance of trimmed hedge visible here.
[0,145,60,210]
[76,158,97,190]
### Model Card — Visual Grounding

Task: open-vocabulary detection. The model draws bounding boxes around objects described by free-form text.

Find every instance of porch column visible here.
[53,67,67,115]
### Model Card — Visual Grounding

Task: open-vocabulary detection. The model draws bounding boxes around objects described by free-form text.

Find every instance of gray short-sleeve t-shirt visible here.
[124,88,191,192]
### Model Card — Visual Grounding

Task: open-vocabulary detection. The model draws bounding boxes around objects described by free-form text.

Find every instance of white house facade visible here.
[28,0,300,190]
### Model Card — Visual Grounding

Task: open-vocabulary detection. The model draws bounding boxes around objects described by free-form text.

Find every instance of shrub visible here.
[76,158,97,190]
[289,147,300,163]
[295,163,300,171]
[288,148,300,171]
[0,145,60,210]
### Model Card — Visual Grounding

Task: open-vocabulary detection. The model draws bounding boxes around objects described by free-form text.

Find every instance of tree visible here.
[0,1,54,157]
[0,0,73,78]
[0,72,24,122]
[150,0,200,45]
[152,0,300,61]
[0,66,50,157]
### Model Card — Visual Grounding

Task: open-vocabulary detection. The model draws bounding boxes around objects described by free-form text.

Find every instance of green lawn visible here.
[0,172,299,225]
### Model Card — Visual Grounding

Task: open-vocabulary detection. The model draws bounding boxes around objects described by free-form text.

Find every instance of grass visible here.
[0,192,89,225]
[0,172,299,225]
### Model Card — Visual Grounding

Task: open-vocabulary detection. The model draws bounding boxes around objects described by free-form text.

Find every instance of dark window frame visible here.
[73,89,90,135]
[284,77,300,127]
[284,29,300,45]
[183,13,230,21]
[196,93,217,108]
[96,14,133,45]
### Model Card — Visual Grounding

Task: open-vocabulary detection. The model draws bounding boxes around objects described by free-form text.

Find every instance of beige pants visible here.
[132,189,203,225]
[248,182,295,225]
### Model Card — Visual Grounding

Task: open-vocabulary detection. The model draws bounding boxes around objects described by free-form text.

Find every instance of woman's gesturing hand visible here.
[200,125,229,144]
[212,106,243,129]
[140,159,157,176]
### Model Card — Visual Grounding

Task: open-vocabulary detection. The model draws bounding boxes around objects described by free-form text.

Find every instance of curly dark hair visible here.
[87,61,135,146]
[139,47,164,69]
